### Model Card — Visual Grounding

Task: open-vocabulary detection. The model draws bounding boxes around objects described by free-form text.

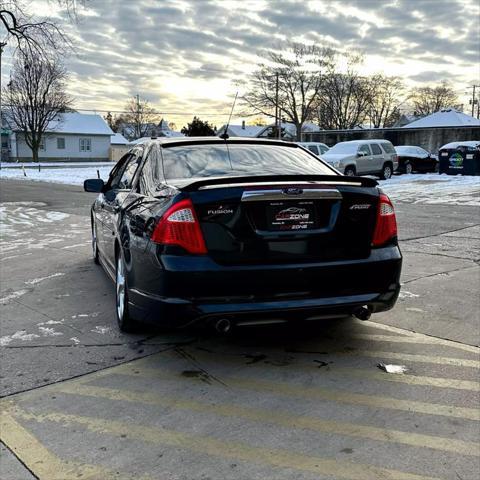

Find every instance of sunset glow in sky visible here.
[2,0,479,128]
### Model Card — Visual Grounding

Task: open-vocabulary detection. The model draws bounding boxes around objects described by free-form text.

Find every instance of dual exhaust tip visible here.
[214,306,371,333]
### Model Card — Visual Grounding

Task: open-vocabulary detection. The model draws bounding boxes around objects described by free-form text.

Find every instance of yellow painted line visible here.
[0,403,151,480]
[11,405,440,480]
[341,349,480,368]
[328,367,480,392]
[184,348,480,392]
[351,334,480,354]
[114,365,480,421]
[361,321,480,354]
[57,383,480,457]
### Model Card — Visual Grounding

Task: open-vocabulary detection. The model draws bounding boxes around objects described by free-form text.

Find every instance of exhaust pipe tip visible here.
[215,318,232,334]
[354,306,371,321]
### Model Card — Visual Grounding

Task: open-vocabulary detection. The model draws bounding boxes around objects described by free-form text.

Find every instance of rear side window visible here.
[358,144,371,155]
[371,144,382,155]
[381,142,395,154]
[161,144,334,180]
[138,145,163,194]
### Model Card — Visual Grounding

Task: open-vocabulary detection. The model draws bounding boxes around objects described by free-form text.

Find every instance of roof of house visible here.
[111,133,129,145]
[218,124,264,137]
[43,113,114,135]
[301,122,320,132]
[402,108,480,128]
[257,122,297,139]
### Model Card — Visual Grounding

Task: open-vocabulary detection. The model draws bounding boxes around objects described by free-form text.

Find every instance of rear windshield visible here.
[325,143,357,154]
[161,144,334,180]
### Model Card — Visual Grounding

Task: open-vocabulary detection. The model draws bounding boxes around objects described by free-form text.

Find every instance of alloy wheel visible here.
[382,165,392,180]
[116,256,125,321]
[405,163,413,174]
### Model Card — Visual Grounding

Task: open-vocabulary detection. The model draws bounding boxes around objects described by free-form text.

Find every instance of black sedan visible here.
[395,146,439,174]
[84,138,402,332]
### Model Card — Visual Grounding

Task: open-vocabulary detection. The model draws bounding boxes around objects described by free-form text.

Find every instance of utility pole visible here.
[135,94,140,138]
[467,85,480,118]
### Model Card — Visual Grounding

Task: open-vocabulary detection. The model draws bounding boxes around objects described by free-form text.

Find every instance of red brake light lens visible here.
[372,193,397,247]
[151,199,207,254]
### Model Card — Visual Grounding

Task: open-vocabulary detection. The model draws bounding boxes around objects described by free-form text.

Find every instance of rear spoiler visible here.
[175,174,378,192]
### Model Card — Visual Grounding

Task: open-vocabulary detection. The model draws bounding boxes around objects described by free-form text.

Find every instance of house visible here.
[156,119,184,138]
[256,122,297,141]
[9,113,114,162]
[120,118,184,141]
[217,121,264,138]
[402,108,480,129]
[110,132,129,162]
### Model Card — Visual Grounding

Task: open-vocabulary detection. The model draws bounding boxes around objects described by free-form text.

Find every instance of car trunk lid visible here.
[178,176,379,266]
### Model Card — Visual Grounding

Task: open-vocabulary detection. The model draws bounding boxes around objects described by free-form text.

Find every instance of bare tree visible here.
[315,54,373,130]
[368,75,404,128]
[4,50,72,161]
[409,81,461,116]
[242,43,334,141]
[124,96,159,140]
[0,1,79,56]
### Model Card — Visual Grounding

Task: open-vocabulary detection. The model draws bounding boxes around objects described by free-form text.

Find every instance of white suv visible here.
[322,140,399,179]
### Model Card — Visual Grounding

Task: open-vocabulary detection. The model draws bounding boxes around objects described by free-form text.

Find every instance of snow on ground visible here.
[0,165,113,185]
[379,174,480,206]
[1,161,114,168]
[1,165,479,206]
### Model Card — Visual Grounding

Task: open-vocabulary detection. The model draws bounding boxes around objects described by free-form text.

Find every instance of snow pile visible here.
[1,165,114,185]
[380,174,480,206]
[1,161,114,168]
[2,164,479,207]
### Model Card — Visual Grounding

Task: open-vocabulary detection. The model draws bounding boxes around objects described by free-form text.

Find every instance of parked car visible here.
[395,146,438,174]
[321,140,398,179]
[84,137,402,332]
[296,142,329,156]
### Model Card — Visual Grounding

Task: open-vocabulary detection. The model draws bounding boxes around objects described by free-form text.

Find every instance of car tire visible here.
[404,162,413,175]
[344,166,356,176]
[380,163,393,180]
[115,251,138,333]
[91,218,100,265]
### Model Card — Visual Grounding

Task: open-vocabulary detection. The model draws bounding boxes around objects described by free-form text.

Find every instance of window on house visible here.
[79,138,92,152]
[57,137,65,149]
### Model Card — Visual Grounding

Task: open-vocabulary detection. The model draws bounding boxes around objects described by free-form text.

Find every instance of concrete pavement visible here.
[1,179,479,479]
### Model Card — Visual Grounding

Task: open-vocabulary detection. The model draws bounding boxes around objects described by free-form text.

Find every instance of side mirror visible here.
[357,151,366,157]
[84,178,105,193]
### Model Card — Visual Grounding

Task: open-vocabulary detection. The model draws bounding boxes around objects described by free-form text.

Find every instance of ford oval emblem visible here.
[283,187,303,195]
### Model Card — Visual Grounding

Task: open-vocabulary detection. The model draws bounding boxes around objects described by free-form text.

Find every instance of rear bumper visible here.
[127,245,402,327]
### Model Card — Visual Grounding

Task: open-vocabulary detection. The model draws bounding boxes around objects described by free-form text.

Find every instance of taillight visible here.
[372,193,397,247]
[151,199,207,254]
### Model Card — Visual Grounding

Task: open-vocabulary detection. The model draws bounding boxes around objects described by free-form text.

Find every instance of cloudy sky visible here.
[3,0,480,128]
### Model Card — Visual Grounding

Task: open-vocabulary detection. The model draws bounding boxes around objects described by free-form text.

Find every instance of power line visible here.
[1,105,235,117]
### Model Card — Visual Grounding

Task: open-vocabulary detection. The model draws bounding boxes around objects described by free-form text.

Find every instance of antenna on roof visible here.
[219,91,238,140]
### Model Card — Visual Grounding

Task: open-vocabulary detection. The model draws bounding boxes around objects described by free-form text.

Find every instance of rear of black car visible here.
[127,139,402,328]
